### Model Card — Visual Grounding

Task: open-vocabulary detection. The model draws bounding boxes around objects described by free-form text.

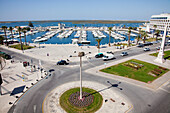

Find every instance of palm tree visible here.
[108,27,112,47]
[136,34,140,45]
[95,38,102,53]
[0,36,5,45]
[9,26,14,41]
[153,25,157,38]
[128,27,132,47]
[1,26,8,46]
[22,28,27,45]
[141,31,148,44]
[155,30,160,41]
[18,27,24,52]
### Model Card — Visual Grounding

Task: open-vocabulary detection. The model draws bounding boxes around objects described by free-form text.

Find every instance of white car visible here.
[120,52,128,56]
[102,54,115,61]
[144,48,150,51]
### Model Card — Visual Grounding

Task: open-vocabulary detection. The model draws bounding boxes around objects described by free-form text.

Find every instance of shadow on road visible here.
[84,81,123,97]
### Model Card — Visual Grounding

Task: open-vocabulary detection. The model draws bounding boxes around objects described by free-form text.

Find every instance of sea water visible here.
[0,21,143,46]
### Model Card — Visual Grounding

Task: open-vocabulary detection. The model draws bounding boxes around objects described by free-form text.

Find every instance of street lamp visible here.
[78,52,85,99]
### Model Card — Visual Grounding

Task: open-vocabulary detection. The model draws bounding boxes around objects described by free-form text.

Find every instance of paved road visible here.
[1,44,170,113]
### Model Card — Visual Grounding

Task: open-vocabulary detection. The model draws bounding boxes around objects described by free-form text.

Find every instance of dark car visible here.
[57,60,69,65]
[143,42,153,46]
[95,53,104,58]
[137,44,144,47]
[0,52,12,60]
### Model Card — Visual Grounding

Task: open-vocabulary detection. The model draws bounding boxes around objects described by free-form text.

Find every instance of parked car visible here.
[144,42,153,46]
[0,51,12,60]
[102,54,115,61]
[106,51,114,54]
[144,48,150,51]
[137,44,144,47]
[121,52,128,56]
[95,53,104,58]
[57,60,69,65]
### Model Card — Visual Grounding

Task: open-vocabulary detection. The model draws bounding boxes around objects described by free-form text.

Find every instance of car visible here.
[95,53,104,58]
[106,51,114,54]
[57,60,69,65]
[137,44,144,47]
[143,42,153,46]
[121,52,128,56]
[156,46,160,50]
[102,54,115,61]
[144,48,150,51]
[0,51,12,60]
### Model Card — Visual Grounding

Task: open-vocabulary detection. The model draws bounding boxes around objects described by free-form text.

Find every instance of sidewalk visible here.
[85,49,170,90]
[0,60,48,113]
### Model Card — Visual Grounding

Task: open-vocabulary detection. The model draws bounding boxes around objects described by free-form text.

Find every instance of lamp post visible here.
[78,52,85,99]
[154,25,167,63]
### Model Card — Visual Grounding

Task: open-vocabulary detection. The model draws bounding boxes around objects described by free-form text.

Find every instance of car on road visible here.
[95,53,104,58]
[57,60,69,65]
[156,46,160,50]
[102,54,115,61]
[143,42,153,46]
[137,44,144,47]
[0,51,12,60]
[144,48,150,51]
[120,52,128,56]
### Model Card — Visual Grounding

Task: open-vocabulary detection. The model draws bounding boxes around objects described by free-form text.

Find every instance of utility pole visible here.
[78,52,85,99]
[0,73,3,96]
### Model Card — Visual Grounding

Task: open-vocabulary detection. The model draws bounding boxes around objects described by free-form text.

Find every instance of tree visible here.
[95,38,102,53]
[141,31,148,43]
[1,26,8,46]
[26,27,30,31]
[153,25,157,31]
[9,26,14,41]
[0,36,5,45]
[155,30,160,41]
[108,27,112,47]
[22,28,27,45]
[136,34,140,45]
[28,21,34,27]
[18,27,24,52]
[128,27,132,47]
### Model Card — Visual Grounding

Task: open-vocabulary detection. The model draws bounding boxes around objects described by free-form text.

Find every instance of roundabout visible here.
[42,81,131,113]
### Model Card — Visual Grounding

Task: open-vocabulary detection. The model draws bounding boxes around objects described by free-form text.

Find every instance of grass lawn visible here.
[60,87,103,113]
[9,44,34,50]
[100,59,169,83]
[150,50,170,60]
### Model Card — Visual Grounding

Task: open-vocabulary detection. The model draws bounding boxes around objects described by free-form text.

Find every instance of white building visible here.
[149,13,170,34]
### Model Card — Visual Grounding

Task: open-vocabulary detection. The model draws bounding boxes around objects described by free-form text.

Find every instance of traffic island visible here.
[42,81,131,113]
[60,87,103,113]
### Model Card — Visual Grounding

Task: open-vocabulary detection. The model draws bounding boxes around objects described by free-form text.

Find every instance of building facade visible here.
[149,13,170,34]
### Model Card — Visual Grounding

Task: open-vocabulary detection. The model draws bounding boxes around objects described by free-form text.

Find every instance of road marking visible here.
[159,87,170,94]
[157,79,170,89]
[125,104,133,113]
[34,105,36,113]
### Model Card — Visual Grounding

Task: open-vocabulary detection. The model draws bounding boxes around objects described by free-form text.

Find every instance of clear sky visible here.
[0,0,170,21]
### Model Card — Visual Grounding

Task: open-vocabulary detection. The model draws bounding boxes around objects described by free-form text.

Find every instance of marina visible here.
[0,22,142,46]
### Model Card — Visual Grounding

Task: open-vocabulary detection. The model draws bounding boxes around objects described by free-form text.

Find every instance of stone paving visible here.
[43,81,131,113]
[0,60,47,113]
